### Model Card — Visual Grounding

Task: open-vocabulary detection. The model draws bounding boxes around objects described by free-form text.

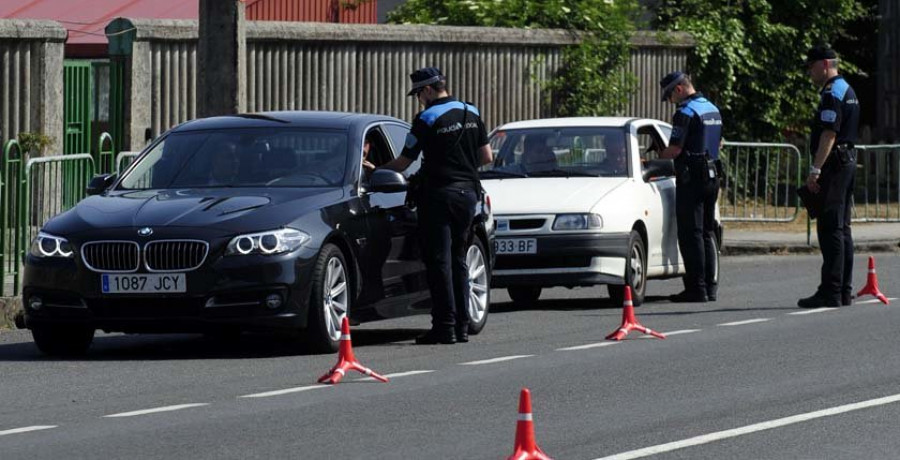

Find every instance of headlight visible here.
[552,214,603,231]
[30,232,74,258]
[225,228,309,256]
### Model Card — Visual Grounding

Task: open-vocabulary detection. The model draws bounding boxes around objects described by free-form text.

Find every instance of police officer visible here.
[380,67,493,344]
[798,46,859,308]
[659,72,722,303]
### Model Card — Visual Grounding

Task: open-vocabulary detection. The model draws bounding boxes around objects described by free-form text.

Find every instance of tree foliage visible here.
[655,0,872,142]
[387,0,642,116]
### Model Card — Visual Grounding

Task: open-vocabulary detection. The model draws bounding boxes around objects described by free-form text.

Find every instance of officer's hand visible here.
[806,173,820,194]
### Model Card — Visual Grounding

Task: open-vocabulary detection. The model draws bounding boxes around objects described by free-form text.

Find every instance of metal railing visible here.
[116,151,141,175]
[1,139,24,296]
[719,141,803,222]
[97,132,116,175]
[852,144,900,222]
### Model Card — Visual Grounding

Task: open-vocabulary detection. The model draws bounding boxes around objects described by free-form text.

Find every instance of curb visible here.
[722,240,900,256]
[0,296,23,330]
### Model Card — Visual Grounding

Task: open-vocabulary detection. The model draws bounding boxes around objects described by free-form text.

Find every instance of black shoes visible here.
[707,286,718,302]
[797,294,841,308]
[842,292,854,306]
[415,329,456,345]
[669,291,708,303]
[455,326,469,343]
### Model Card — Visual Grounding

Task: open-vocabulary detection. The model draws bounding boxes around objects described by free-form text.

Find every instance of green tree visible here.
[388,0,642,116]
[655,0,872,142]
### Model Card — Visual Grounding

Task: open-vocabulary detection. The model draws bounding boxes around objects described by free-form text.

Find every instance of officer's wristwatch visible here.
[809,166,822,176]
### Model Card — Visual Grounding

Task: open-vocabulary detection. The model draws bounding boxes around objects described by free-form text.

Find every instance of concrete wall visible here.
[108,19,693,151]
[0,19,65,152]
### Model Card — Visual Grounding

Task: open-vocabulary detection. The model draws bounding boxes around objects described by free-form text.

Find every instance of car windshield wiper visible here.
[480,169,527,178]
[527,169,597,178]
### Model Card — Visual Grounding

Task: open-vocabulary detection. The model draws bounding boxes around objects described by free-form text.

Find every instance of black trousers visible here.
[419,186,478,331]
[816,157,855,300]
[676,168,719,296]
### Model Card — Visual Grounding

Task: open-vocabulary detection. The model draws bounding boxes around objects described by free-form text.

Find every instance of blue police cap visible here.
[805,45,837,64]
[659,71,686,102]
[407,67,445,96]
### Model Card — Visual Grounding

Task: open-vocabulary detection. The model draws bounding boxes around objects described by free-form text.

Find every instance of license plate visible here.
[101,274,187,294]
[493,238,537,255]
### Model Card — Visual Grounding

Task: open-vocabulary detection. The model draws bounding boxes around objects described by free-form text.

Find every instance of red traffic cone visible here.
[605,286,666,341]
[317,318,389,384]
[857,256,890,305]
[507,388,553,460]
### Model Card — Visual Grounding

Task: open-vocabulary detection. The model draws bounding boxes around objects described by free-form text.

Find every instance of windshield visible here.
[118,128,349,190]
[485,127,629,178]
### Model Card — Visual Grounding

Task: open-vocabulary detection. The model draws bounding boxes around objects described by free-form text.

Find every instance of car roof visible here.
[495,117,652,130]
[172,111,407,132]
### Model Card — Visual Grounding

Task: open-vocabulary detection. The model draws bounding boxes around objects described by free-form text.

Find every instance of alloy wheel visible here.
[322,256,349,342]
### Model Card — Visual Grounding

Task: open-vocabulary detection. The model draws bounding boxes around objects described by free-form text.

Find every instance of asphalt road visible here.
[1,253,899,459]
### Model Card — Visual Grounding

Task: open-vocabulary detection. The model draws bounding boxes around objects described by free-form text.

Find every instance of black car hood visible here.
[44,187,345,236]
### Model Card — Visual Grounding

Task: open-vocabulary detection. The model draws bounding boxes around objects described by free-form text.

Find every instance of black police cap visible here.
[806,46,837,64]
[407,67,445,96]
[659,71,686,101]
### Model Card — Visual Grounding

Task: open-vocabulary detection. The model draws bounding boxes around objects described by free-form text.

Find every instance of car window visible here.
[360,127,393,184]
[486,127,628,177]
[382,122,421,177]
[636,125,665,162]
[656,123,672,142]
[118,128,349,189]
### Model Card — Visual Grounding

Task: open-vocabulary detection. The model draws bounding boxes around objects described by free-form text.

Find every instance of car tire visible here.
[31,325,94,356]
[608,230,647,307]
[306,243,351,353]
[466,237,490,335]
[507,286,542,305]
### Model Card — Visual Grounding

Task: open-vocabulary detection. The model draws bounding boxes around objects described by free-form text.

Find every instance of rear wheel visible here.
[608,230,647,307]
[306,244,350,353]
[466,238,490,335]
[31,325,94,356]
[507,286,542,305]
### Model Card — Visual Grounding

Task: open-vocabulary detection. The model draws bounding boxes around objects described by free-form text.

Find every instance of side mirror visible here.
[642,159,675,182]
[86,174,117,196]
[367,169,408,194]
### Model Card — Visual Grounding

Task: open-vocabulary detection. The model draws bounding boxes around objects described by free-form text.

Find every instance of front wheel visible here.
[31,325,94,356]
[608,230,647,307]
[306,244,351,353]
[465,238,490,335]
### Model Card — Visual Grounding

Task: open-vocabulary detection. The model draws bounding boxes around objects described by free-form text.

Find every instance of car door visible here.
[360,122,430,317]
[633,121,680,273]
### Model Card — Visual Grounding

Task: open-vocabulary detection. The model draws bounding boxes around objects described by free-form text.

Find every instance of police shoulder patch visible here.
[820,109,837,123]
[404,133,418,149]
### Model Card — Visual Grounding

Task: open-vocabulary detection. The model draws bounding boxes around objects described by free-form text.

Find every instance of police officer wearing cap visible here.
[798,46,859,308]
[659,72,722,303]
[380,67,493,344]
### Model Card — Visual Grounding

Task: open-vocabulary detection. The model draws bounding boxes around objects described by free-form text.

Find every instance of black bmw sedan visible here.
[23,112,493,355]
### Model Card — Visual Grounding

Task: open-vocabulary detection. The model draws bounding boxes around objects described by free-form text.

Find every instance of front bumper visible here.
[491,232,630,288]
[23,246,319,333]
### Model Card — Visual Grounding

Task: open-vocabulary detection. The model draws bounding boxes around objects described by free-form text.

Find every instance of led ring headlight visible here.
[259,234,279,254]
[236,236,255,255]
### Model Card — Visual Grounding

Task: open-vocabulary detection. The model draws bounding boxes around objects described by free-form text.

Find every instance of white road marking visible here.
[240,385,332,399]
[459,355,534,365]
[0,425,57,436]
[357,370,434,381]
[642,329,700,337]
[789,307,838,316]
[557,342,619,351]
[855,297,897,305]
[593,392,900,460]
[718,318,770,327]
[103,403,209,418]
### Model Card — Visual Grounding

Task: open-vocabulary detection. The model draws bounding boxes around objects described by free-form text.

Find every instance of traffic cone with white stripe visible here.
[317,317,389,384]
[857,256,890,305]
[507,388,552,460]
[605,286,666,340]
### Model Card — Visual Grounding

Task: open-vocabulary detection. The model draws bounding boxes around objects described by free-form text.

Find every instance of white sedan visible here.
[480,117,721,306]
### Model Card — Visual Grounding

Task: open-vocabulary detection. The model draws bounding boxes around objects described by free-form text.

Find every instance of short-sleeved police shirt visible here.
[810,75,859,155]
[669,92,722,160]
[400,96,489,188]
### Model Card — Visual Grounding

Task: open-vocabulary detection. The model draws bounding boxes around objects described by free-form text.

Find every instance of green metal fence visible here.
[719,141,804,222]
[64,61,93,155]
[853,144,900,222]
[97,132,116,174]
[1,140,24,296]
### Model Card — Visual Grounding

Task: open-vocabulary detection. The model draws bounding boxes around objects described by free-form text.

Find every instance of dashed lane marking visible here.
[557,342,619,351]
[240,385,332,399]
[103,403,209,418]
[357,370,435,381]
[642,329,701,338]
[789,307,838,316]
[593,392,900,460]
[0,426,57,436]
[718,318,770,327]
[459,355,534,365]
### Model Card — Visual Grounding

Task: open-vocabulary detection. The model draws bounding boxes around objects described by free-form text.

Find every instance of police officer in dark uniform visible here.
[659,72,723,303]
[380,67,493,344]
[798,46,859,308]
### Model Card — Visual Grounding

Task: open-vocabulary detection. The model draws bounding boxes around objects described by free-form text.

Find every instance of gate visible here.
[64,61,93,155]
[1,140,24,296]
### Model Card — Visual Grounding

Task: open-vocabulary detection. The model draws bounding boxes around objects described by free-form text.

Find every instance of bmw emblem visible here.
[138,227,153,237]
